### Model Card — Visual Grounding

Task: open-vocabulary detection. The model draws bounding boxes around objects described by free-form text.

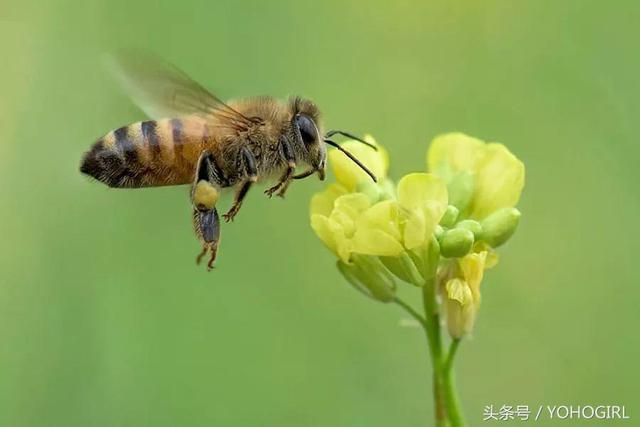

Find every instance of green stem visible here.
[443,339,465,426]
[392,282,466,426]
[421,282,448,427]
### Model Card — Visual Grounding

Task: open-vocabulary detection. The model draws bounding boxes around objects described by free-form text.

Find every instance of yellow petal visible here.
[473,241,500,269]
[357,200,402,241]
[351,228,405,257]
[310,183,348,217]
[468,143,525,219]
[329,136,389,191]
[397,173,448,214]
[310,214,352,262]
[458,251,487,303]
[403,208,427,249]
[427,133,485,181]
[485,250,499,269]
[397,173,448,249]
[328,193,370,237]
[444,278,478,337]
[445,278,473,306]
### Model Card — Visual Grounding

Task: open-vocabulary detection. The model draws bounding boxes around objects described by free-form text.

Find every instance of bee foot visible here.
[264,185,281,198]
[223,207,239,222]
[207,248,218,271]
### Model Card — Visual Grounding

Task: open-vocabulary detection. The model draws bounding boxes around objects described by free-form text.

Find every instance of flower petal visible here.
[351,228,404,257]
[310,183,348,217]
[329,136,389,191]
[445,278,473,306]
[427,133,485,181]
[458,251,487,302]
[403,208,427,249]
[357,200,402,241]
[444,279,478,338]
[397,173,448,249]
[468,143,525,219]
[327,193,369,238]
[397,173,448,213]
[310,214,352,262]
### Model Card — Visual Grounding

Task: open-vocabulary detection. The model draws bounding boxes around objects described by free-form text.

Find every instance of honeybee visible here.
[80,53,376,270]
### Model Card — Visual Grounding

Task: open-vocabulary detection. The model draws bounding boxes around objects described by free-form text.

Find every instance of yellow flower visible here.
[310,184,404,263]
[443,251,488,338]
[427,133,525,220]
[329,135,389,191]
[397,173,448,250]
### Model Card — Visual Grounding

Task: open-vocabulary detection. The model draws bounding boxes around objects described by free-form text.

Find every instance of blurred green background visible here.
[1,1,638,426]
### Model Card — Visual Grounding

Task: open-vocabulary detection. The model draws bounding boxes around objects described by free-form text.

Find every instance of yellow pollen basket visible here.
[193,180,220,210]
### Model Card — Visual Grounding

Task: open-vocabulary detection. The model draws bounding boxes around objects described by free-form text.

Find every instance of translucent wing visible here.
[107,51,253,129]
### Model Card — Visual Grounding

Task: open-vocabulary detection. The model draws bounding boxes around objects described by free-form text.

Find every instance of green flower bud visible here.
[439,228,474,258]
[479,207,521,247]
[439,205,459,228]
[337,255,396,302]
[455,219,482,237]
[435,225,445,240]
[356,181,384,204]
[447,171,474,214]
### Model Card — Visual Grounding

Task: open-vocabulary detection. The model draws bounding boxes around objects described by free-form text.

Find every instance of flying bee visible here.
[80,52,377,270]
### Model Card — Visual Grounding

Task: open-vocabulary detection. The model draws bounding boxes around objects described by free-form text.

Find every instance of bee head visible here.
[288,97,378,183]
[290,97,326,180]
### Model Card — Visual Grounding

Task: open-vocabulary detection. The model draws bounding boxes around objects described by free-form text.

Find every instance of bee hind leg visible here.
[196,246,208,265]
[206,246,218,271]
[193,207,221,271]
[195,243,218,271]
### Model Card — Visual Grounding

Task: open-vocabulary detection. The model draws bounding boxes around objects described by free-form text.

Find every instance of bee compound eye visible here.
[295,114,317,144]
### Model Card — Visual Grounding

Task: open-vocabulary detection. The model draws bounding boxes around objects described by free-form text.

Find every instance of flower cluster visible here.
[310,133,524,338]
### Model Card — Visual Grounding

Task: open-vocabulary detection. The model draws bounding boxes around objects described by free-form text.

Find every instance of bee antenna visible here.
[324,139,377,183]
[324,130,378,151]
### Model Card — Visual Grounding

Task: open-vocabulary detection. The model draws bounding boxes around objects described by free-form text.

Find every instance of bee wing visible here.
[107,51,253,128]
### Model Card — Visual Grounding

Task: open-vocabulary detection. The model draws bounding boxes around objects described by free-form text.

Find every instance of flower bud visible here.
[479,207,521,247]
[455,219,482,238]
[439,228,474,258]
[439,205,459,228]
[337,255,396,302]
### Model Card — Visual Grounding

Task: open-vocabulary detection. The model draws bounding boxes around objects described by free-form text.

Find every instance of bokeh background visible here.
[1,1,638,426]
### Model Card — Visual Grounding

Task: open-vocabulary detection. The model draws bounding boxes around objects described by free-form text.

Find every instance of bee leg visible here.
[223,146,257,222]
[265,137,296,198]
[292,169,315,180]
[193,207,221,270]
[196,246,208,265]
[265,163,295,198]
[206,246,218,271]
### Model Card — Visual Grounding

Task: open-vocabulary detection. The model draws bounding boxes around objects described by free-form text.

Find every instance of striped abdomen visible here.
[80,117,210,188]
